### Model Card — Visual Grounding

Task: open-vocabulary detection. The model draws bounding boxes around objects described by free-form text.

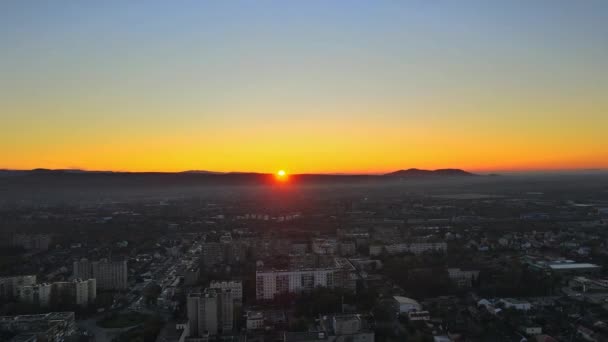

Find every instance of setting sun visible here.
[275,169,288,182]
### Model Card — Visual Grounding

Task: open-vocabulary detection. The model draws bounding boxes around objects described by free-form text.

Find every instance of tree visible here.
[295,288,344,318]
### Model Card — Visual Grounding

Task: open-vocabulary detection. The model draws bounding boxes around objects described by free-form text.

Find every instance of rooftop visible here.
[548,263,600,270]
[247,311,264,320]
[284,331,328,342]
[393,296,420,305]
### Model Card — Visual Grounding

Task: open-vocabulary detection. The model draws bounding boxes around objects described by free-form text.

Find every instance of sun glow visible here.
[275,169,288,182]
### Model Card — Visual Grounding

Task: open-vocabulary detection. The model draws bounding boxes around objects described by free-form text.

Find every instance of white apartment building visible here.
[73,278,97,306]
[255,258,357,300]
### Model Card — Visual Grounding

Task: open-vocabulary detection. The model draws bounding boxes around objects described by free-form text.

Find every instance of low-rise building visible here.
[246,311,264,331]
[284,314,374,342]
[0,312,76,342]
[524,257,601,275]
[393,296,422,314]
[499,298,532,311]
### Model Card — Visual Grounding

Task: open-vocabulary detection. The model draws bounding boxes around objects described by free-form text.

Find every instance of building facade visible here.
[209,280,243,303]
[187,288,234,337]
[18,279,96,307]
[255,258,357,300]
[0,312,76,342]
[73,258,127,290]
[0,275,36,300]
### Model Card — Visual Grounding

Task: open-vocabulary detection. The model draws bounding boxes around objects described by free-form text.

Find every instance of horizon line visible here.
[2,167,608,175]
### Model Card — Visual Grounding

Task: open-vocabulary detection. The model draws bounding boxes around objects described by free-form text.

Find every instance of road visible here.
[77,241,201,340]
[128,241,201,313]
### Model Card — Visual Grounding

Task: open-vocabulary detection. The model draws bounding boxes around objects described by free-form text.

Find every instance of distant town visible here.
[1,172,608,342]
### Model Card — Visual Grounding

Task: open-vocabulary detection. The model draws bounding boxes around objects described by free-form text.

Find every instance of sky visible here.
[1,1,607,174]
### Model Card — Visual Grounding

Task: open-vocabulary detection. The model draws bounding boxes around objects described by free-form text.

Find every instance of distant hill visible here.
[180,170,224,174]
[0,168,476,186]
[384,168,476,177]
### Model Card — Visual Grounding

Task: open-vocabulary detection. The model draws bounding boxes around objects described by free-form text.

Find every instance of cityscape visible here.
[2,171,608,341]
[2,1,608,342]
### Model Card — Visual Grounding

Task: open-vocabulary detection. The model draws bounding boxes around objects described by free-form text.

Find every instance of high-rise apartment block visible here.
[4,233,52,251]
[18,279,96,307]
[0,275,37,300]
[255,258,357,300]
[187,288,234,337]
[73,258,127,290]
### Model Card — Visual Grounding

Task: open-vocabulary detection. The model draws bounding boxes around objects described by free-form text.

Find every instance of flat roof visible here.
[247,311,263,319]
[393,296,420,305]
[549,263,600,270]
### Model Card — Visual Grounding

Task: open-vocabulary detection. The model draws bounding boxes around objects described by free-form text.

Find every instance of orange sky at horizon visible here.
[2,130,607,174]
[2,101,607,174]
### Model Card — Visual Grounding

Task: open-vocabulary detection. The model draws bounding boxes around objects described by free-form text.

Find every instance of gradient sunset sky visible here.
[1,1,607,174]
